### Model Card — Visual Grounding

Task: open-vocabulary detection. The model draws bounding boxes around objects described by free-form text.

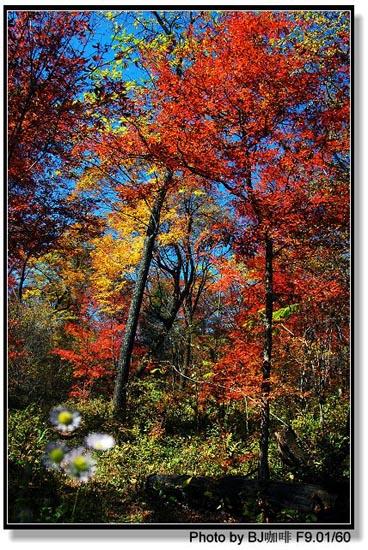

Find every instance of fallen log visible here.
[146,474,339,517]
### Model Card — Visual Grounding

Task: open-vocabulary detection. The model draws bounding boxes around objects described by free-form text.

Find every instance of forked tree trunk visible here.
[113,174,171,416]
[258,235,273,481]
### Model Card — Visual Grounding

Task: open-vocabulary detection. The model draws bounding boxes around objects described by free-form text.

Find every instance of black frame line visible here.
[3,3,355,531]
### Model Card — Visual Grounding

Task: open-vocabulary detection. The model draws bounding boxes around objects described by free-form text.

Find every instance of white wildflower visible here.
[50,406,81,433]
[62,447,96,482]
[43,441,69,471]
[85,433,115,451]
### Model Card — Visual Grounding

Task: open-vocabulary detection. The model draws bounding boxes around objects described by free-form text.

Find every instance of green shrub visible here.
[8,299,72,408]
[292,395,350,482]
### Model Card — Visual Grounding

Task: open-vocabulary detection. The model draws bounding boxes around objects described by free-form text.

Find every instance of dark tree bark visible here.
[113,173,172,416]
[137,224,196,379]
[275,426,311,469]
[180,309,193,389]
[258,235,273,482]
[17,255,29,303]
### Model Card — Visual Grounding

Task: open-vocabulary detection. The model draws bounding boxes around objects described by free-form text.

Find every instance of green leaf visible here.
[272,303,299,321]
[182,476,193,487]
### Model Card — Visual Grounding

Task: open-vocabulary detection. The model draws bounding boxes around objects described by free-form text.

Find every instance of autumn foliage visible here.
[8,7,351,506]
[53,319,124,399]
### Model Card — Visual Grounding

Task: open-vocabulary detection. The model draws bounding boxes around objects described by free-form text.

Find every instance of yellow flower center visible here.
[49,448,64,463]
[73,456,89,472]
[58,411,73,425]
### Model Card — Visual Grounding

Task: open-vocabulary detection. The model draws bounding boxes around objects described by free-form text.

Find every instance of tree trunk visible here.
[17,255,29,302]
[113,175,171,416]
[135,313,182,378]
[180,314,192,389]
[258,235,273,481]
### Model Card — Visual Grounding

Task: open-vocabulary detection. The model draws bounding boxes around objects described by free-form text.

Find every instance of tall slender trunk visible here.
[113,176,171,416]
[180,312,192,389]
[18,255,29,302]
[258,235,273,482]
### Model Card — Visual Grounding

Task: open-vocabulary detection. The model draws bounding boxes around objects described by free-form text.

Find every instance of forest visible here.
[7,9,351,525]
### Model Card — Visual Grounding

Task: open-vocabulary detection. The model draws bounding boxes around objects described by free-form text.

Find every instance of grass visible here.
[7,378,350,524]
[8,385,258,523]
